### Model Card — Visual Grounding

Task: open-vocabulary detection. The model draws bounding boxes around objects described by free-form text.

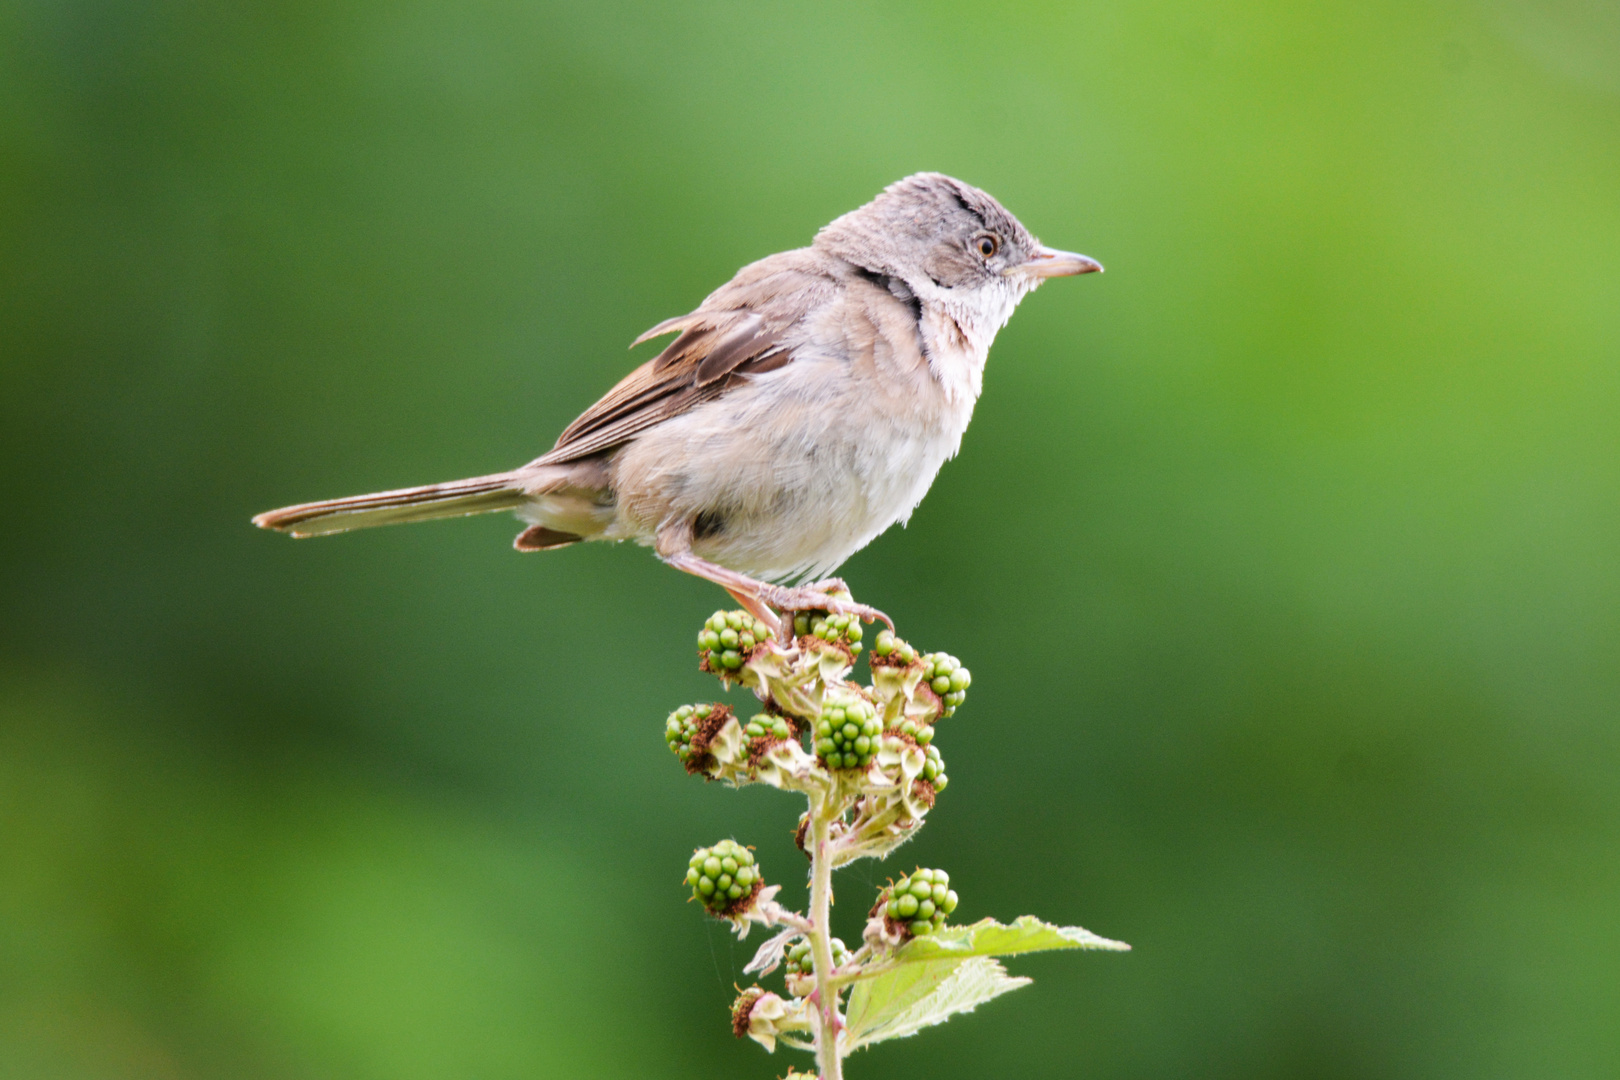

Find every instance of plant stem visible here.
[808,793,844,1080]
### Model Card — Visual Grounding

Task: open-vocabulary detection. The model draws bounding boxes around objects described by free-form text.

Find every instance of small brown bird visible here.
[254,173,1101,631]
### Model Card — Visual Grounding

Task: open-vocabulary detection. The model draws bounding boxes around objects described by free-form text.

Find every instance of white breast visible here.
[602,288,1001,583]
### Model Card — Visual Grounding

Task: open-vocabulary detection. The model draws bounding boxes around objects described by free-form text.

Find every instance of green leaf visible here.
[888,915,1130,964]
[843,956,1029,1050]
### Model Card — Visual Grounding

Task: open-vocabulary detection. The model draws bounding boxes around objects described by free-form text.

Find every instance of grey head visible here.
[813,172,1100,330]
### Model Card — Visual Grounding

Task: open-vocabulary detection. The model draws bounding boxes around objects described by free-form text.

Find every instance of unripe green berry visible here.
[919,744,946,785]
[882,868,957,936]
[815,695,880,770]
[699,610,773,675]
[688,841,762,915]
[743,714,795,743]
[666,702,736,771]
[801,610,862,652]
[784,936,851,976]
[918,652,969,715]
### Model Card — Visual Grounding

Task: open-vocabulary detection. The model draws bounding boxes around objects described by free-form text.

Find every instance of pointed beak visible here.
[1008,245,1104,278]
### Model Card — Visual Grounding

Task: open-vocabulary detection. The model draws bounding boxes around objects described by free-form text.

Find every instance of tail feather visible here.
[253,472,527,537]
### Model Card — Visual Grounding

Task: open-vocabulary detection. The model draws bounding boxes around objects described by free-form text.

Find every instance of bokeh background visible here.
[3,1,1618,1077]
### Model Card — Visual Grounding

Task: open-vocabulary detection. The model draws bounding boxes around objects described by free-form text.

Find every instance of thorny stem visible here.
[808,792,844,1080]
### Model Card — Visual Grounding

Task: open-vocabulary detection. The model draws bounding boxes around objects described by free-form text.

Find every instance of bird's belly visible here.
[705,432,948,581]
[609,364,971,581]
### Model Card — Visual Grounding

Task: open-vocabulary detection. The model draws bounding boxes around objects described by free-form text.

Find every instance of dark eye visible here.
[976,235,999,259]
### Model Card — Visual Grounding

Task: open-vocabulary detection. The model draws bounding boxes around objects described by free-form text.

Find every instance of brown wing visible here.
[529,309,791,467]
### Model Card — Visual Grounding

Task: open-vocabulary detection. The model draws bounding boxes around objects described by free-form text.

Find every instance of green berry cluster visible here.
[698,610,773,673]
[883,868,959,937]
[784,936,851,976]
[869,628,919,665]
[665,703,730,769]
[793,611,864,652]
[686,840,761,914]
[743,713,796,744]
[921,652,971,714]
[813,697,882,771]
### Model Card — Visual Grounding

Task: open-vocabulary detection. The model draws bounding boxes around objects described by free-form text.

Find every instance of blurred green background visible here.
[2,1,1617,1077]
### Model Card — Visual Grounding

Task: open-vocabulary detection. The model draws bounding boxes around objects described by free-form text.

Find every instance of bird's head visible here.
[813,172,1101,332]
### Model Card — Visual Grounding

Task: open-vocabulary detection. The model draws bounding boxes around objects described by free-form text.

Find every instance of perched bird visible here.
[253,173,1101,631]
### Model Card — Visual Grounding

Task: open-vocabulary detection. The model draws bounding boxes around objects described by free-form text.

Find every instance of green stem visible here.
[808,794,844,1080]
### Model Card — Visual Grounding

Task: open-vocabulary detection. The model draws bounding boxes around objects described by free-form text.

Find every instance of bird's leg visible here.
[656,525,892,633]
[760,581,893,632]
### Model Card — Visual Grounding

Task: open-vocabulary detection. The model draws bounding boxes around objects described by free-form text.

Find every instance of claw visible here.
[760,585,894,631]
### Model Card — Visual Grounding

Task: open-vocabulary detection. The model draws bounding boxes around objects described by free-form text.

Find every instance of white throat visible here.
[914,276,1038,405]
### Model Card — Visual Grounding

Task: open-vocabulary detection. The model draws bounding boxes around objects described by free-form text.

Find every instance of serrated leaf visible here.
[889,915,1130,964]
[843,956,1029,1050]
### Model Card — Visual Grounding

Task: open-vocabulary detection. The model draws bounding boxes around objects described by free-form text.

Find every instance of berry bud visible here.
[731,986,766,1038]
[731,986,807,1053]
[665,703,736,774]
[686,839,763,916]
[880,868,958,938]
[812,694,882,771]
[699,610,774,677]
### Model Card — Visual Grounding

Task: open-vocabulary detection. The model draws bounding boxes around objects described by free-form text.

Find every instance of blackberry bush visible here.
[663,597,1127,1080]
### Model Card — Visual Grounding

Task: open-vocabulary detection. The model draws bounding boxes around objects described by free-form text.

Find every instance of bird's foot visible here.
[759,584,893,631]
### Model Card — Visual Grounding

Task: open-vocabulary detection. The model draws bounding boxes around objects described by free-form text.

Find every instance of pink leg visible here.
[656,526,891,634]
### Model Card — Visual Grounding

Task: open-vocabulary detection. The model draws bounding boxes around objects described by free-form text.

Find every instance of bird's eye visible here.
[976,235,999,259]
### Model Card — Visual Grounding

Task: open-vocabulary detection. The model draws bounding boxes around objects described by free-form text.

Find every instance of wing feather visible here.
[532,309,787,467]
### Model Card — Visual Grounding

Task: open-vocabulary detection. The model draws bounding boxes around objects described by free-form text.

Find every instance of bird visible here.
[253,173,1101,633]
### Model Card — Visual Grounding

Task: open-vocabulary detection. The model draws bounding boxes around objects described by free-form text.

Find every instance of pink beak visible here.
[1010,245,1104,278]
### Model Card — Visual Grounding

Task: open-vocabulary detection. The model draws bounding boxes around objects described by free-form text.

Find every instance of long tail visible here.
[252,472,528,537]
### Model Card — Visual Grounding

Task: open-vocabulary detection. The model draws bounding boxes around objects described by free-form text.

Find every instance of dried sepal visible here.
[730,987,811,1052]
